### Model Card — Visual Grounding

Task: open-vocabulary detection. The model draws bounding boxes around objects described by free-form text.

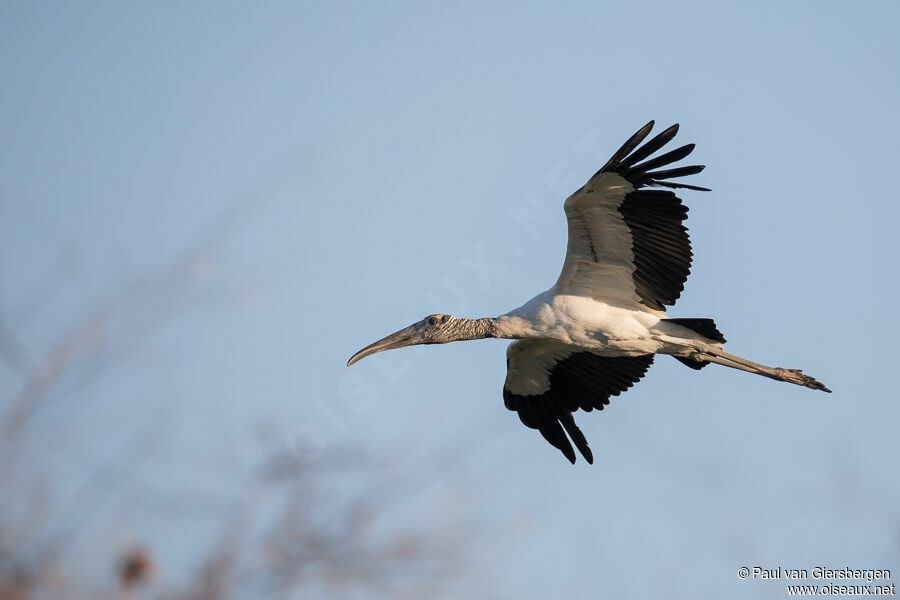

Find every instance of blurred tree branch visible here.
[0,164,468,599]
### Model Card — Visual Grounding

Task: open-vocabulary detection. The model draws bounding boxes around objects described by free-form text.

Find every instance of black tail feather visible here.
[668,317,726,343]
[675,356,709,370]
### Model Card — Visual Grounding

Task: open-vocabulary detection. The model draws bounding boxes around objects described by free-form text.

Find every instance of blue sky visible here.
[2,1,899,597]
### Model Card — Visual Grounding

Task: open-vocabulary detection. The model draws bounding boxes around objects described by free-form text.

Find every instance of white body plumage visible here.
[499,291,716,357]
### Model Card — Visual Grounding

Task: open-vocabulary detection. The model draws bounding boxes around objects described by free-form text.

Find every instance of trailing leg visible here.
[694,350,831,393]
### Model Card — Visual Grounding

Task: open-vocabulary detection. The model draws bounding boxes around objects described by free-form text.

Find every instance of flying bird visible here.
[348,121,830,464]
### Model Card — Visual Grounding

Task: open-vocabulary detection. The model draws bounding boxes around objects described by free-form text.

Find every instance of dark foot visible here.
[774,368,832,393]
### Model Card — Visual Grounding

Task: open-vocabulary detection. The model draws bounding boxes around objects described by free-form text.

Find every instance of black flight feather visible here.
[617,123,680,171]
[645,165,706,180]
[628,143,697,177]
[597,120,655,173]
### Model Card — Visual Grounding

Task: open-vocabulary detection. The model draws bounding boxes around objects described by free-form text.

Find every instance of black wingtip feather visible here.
[647,165,705,180]
[559,413,593,464]
[618,123,680,171]
[598,121,655,174]
[629,143,696,176]
[603,122,709,191]
[535,403,577,464]
[540,423,576,464]
[654,181,712,192]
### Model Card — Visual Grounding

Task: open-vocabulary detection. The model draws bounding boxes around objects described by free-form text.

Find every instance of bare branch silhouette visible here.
[0,162,470,599]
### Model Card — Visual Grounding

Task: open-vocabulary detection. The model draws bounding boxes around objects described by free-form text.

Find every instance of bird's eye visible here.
[441,315,450,324]
[428,317,438,326]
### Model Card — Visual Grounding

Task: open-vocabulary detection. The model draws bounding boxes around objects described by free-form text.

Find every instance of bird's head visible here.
[347,313,458,366]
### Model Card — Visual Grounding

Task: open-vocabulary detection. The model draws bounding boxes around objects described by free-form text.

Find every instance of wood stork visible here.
[348,121,830,464]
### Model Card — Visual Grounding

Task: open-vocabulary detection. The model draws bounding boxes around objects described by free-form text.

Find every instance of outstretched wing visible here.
[556,121,709,311]
[503,339,654,464]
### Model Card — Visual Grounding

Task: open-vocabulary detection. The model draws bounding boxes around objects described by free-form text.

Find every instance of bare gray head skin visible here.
[347,314,497,366]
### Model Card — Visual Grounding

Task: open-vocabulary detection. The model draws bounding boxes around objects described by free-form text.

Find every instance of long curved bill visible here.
[347,323,424,367]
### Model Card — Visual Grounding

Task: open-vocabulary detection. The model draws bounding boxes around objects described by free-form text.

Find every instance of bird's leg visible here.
[694,351,831,393]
